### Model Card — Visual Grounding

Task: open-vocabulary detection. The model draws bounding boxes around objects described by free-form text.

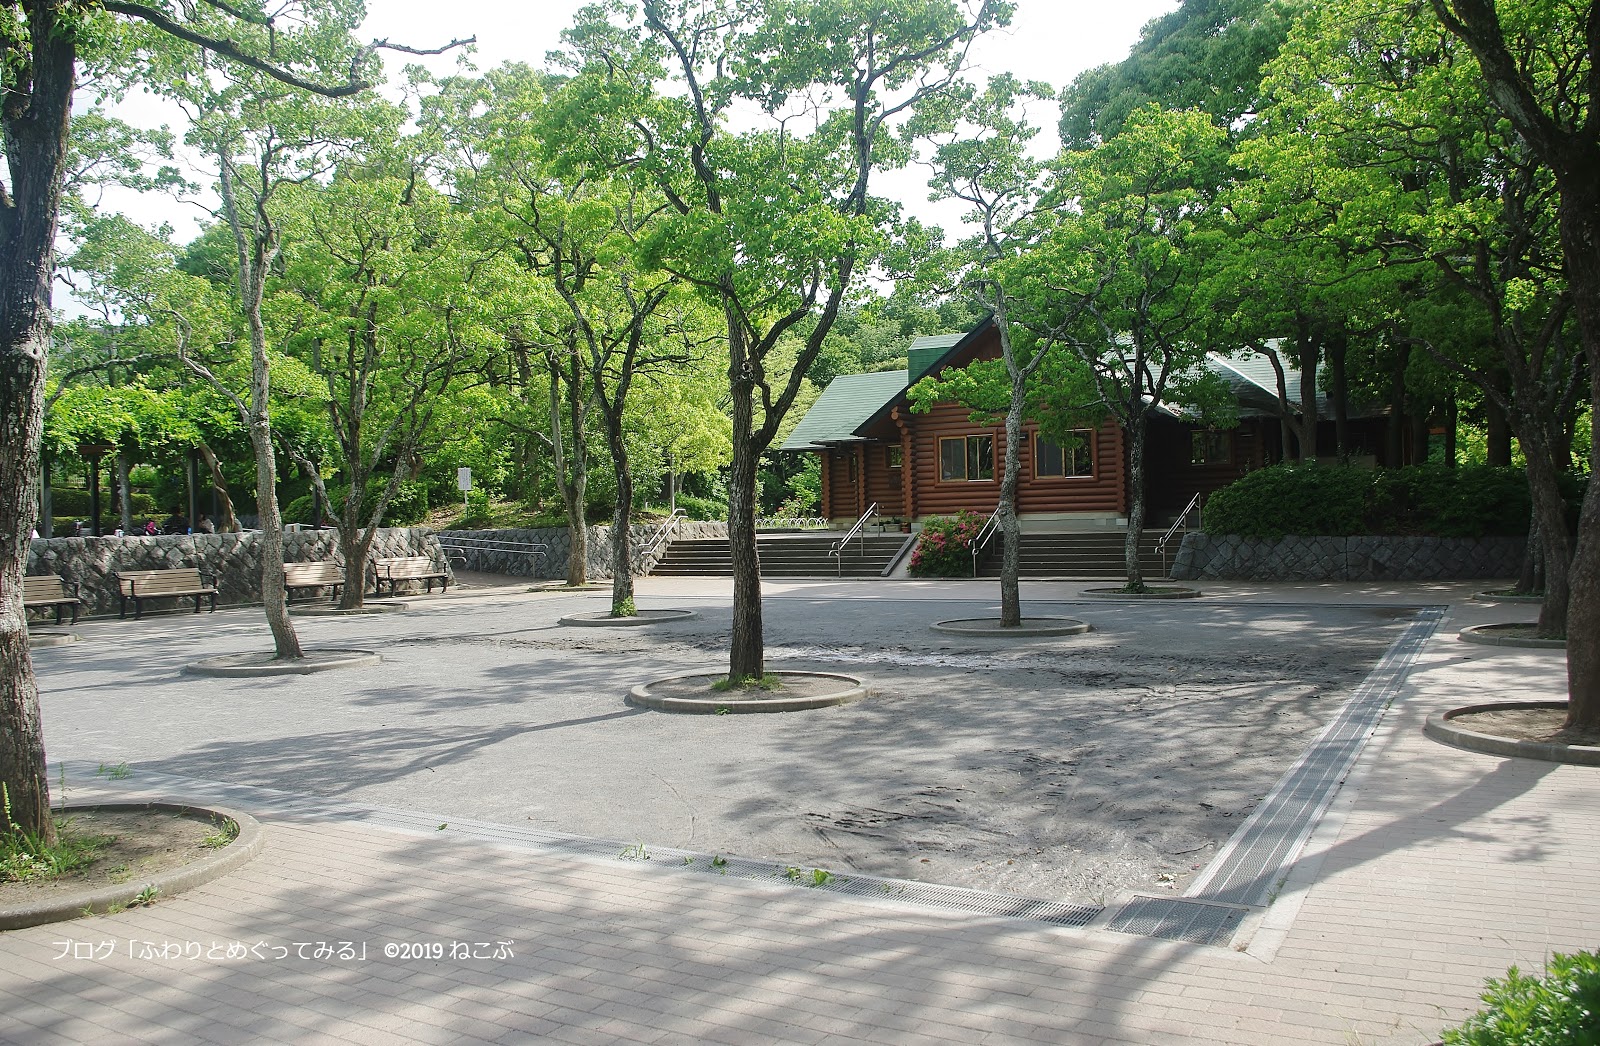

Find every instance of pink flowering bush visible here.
[908,512,985,577]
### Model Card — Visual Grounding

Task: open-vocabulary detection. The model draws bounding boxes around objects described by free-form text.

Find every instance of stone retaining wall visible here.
[1170,533,1525,581]
[442,521,728,580]
[24,527,445,618]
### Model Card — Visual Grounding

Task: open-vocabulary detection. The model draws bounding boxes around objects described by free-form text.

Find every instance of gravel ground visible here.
[33,584,1412,905]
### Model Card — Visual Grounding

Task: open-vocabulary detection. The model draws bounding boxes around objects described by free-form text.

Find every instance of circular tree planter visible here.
[0,802,264,930]
[629,670,867,714]
[930,616,1090,637]
[1458,623,1566,649]
[1081,586,1202,600]
[28,630,80,648]
[559,609,698,627]
[290,601,407,617]
[1424,701,1600,766]
[184,648,381,677]
[530,582,610,593]
[1472,590,1543,604]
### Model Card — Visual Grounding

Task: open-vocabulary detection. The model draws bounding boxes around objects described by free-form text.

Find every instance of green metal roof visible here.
[907,333,965,384]
[780,369,908,451]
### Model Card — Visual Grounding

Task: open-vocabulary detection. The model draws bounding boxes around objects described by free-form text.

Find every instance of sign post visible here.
[457,467,472,518]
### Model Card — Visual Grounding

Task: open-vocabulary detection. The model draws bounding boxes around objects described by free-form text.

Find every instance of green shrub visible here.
[676,494,728,522]
[281,478,429,527]
[49,487,158,520]
[1203,463,1535,539]
[908,512,985,577]
[1441,949,1600,1045]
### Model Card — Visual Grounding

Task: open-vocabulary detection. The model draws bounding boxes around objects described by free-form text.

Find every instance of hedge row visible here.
[1201,463,1569,539]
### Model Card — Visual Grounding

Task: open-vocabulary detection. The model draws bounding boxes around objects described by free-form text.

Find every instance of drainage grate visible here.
[1107,896,1247,946]
[1184,607,1444,908]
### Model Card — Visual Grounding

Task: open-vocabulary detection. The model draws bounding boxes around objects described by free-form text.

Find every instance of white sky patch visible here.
[70,0,1179,311]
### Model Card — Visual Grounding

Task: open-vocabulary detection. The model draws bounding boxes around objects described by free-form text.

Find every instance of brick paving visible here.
[2,579,1596,1044]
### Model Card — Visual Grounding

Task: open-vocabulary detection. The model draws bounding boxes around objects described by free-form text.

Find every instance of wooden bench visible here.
[115,568,218,620]
[283,561,346,602]
[23,575,84,625]
[373,556,450,596]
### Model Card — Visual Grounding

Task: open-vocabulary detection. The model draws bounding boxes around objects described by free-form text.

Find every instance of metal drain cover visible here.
[1107,896,1247,946]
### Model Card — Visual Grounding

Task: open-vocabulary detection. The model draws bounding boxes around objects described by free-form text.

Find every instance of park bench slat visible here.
[373,556,450,596]
[22,575,84,625]
[115,568,218,620]
[283,561,346,602]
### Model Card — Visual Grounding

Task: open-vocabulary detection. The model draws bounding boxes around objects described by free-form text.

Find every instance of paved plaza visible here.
[2,575,1596,1044]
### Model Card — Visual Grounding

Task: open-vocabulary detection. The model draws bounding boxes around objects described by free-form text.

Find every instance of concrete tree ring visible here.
[1424,702,1600,766]
[558,609,698,627]
[1457,624,1566,649]
[629,670,867,713]
[184,649,382,676]
[929,617,1091,637]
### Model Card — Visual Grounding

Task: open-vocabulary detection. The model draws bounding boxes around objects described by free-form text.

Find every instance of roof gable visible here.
[779,369,908,451]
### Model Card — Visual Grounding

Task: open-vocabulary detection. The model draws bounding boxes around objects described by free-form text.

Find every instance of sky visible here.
[88,0,1180,282]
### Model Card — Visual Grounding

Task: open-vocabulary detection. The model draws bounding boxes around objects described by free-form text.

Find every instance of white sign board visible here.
[456,467,472,492]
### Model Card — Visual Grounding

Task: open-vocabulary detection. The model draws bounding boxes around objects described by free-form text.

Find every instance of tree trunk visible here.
[727,316,764,682]
[1521,436,1573,639]
[1554,172,1600,734]
[197,444,238,533]
[606,410,636,617]
[0,2,75,843]
[1515,519,1542,595]
[1485,398,1512,465]
[1125,409,1149,590]
[549,365,588,587]
[1444,395,1458,467]
[40,449,53,538]
[997,380,1025,627]
[1386,360,1406,467]
[117,449,134,532]
[1295,327,1319,462]
[1409,411,1432,465]
[337,472,369,610]
[1329,334,1350,459]
[249,412,301,659]
[0,321,54,845]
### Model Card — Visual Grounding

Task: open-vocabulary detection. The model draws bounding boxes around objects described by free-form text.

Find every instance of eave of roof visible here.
[778,369,910,451]
[850,315,996,439]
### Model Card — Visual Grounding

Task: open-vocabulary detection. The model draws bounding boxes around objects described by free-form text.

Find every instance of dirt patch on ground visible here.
[1452,707,1596,744]
[644,673,847,702]
[0,808,228,909]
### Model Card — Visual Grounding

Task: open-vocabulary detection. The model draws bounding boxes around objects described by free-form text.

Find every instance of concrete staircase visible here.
[649,532,909,578]
[975,530,1173,579]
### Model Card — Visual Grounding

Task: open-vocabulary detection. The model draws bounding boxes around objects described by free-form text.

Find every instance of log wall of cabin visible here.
[1141,417,1267,519]
[899,401,1126,519]
[822,450,859,520]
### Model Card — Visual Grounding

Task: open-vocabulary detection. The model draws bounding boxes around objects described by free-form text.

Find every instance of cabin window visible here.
[1034,431,1094,478]
[1191,430,1231,465]
[886,445,903,468]
[940,434,994,481]
[848,455,859,482]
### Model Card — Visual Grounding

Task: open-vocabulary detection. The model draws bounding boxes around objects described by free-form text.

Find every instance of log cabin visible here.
[781,317,1392,530]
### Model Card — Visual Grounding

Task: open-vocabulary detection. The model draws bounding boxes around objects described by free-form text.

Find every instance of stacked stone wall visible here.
[1170,533,1525,581]
[24,527,445,618]
[440,521,729,580]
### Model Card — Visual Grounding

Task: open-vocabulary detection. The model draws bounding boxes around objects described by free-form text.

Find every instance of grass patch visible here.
[201,817,239,850]
[1,819,112,884]
[712,673,784,692]
[610,597,637,618]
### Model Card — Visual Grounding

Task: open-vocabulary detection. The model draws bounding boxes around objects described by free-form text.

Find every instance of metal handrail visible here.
[829,503,879,576]
[641,508,687,561]
[437,536,549,570]
[971,504,1003,577]
[1155,492,1202,554]
[1154,492,1203,579]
